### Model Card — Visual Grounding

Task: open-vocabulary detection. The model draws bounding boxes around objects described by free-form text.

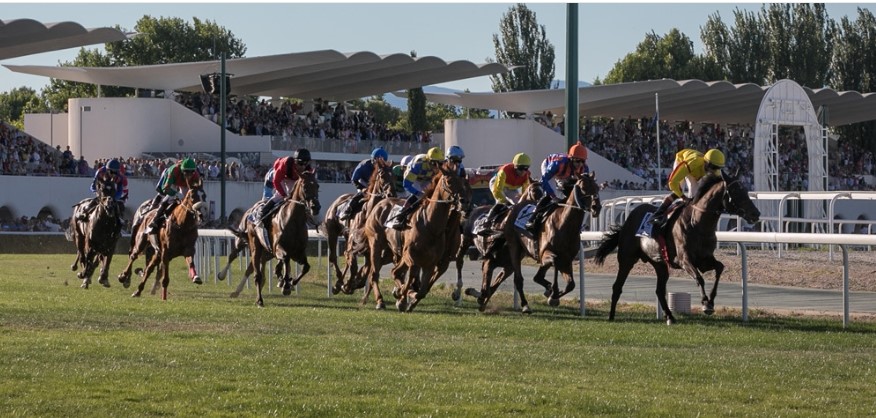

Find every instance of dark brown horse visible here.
[504,173,602,314]
[593,171,760,324]
[119,179,208,299]
[394,165,468,312]
[68,178,123,289]
[322,164,395,295]
[461,181,544,311]
[241,172,320,307]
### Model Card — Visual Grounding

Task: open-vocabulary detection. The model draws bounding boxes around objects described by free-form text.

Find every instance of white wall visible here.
[444,118,645,184]
[56,98,270,160]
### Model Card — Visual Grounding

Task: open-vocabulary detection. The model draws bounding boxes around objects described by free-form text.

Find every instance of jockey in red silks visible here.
[145,158,200,234]
[258,148,313,226]
[476,152,532,236]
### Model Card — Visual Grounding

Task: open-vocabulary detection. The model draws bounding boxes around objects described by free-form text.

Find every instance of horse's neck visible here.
[688,187,724,230]
[417,192,453,234]
[171,197,195,227]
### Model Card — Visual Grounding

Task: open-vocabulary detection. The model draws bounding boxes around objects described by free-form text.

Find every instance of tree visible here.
[42,48,134,112]
[701,8,770,84]
[831,8,876,152]
[604,29,709,83]
[0,87,42,129]
[489,3,556,97]
[406,51,428,133]
[761,3,835,87]
[362,95,401,126]
[425,102,459,132]
[105,16,246,65]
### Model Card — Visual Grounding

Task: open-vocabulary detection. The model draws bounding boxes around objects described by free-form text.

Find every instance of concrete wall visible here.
[445,118,646,184]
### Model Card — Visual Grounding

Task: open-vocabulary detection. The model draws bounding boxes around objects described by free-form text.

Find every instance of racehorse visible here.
[593,171,760,324]
[504,173,602,314]
[118,179,207,299]
[68,178,123,289]
[460,181,544,311]
[394,165,468,312]
[241,171,320,307]
[216,203,286,298]
[322,164,396,295]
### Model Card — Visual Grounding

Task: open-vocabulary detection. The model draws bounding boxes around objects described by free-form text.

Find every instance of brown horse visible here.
[503,173,602,314]
[68,178,123,289]
[594,171,760,324]
[322,164,395,295]
[461,181,544,311]
[242,172,320,307]
[117,179,207,299]
[394,165,468,312]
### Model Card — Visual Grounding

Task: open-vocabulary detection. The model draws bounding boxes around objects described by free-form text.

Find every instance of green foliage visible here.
[42,48,134,112]
[105,16,246,65]
[604,29,705,84]
[407,87,427,133]
[425,102,459,131]
[362,95,401,126]
[1,254,875,416]
[0,87,41,128]
[489,3,556,98]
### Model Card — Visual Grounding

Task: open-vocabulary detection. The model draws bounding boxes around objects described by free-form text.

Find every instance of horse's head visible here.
[368,165,397,199]
[297,172,321,217]
[432,163,469,214]
[184,178,209,225]
[523,180,545,202]
[96,178,116,200]
[572,172,602,218]
[721,171,760,224]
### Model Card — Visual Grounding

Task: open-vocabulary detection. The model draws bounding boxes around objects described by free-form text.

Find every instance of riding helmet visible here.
[569,142,588,160]
[704,149,725,168]
[400,155,414,167]
[181,158,197,172]
[512,153,531,168]
[447,145,465,162]
[371,147,389,162]
[426,147,445,162]
[107,159,121,173]
[294,148,312,163]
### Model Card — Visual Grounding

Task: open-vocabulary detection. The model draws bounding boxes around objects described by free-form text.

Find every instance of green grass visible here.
[1,254,876,417]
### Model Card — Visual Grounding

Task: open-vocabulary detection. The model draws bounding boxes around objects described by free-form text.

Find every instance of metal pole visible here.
[656,93,661,190]
[220,53,227,226]
[565,3,579,149]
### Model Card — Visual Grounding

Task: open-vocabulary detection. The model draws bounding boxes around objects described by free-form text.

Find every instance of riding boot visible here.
[525,195,552,232]
[477,203,504,236]
[146,200,172,234]
[260,199,278,227]
[650,195,676,227]
[340,191,364,221]
[391,195,419,230]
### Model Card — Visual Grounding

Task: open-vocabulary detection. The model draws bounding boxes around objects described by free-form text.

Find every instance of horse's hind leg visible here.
[185,255,201,285]
[609,262,635,321]
[532,264,552,297]
[133,255,159,297]
[654,263,676,325]
[217,241,243,281]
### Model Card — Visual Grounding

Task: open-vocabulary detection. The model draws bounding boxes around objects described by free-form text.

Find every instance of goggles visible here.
[515,165,529,172]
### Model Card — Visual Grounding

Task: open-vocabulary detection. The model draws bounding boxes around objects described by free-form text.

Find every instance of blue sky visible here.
[0,2,870,95]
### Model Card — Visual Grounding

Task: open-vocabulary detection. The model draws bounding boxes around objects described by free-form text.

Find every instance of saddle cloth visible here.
[635,212,655,238]
[335,200,351,219]
[383,205,404,229]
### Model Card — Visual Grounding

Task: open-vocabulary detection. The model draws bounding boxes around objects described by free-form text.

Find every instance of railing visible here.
[270,136,432,157]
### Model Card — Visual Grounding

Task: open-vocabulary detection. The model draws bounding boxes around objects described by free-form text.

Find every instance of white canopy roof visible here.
[416,79,876,127]
[4,50,510,102]
[0,18,130,60]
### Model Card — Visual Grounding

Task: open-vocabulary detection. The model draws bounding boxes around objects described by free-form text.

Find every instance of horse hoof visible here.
[703,305,715,315]
[216,272,226,282]
[331,287,340,295]
[77,272,86,279]
[230,292,240,298]
[192,276,203,285]
[282,286,292,296]
[71,264,77,272]
[521,305,532,315]
[80,282,89,289]
[99,278,110,288]
[376,302,385,310]
[548,297,560,307]
[543,289,552,298]
[666,317,676,325]
[478,302,487,313]
[451,288,461,301]
[131,292,141,297]
[396,300,407,312]
[134,268,143,276]
[257,300,264,307]
[464,288,481,298]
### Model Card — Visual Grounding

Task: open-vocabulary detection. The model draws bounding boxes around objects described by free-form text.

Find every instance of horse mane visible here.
[692,173,722,203]
[422,170,442,199]
[366,164,386,192]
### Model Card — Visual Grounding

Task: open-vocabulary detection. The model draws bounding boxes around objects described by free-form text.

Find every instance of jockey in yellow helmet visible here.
[390,146,445,230]
[651,148,724,228]
[477,153,532,236]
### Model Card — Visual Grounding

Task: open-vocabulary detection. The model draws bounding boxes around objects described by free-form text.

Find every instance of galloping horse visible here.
[394,165,468,312]
[68,178,123,289]
[593,171,760,324]
[461,181,544,311]
[241,171,320,307]
[322,165,395,295]
[504,173,602,314]
[118,179,207,299]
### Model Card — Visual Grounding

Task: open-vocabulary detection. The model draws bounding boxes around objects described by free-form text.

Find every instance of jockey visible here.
[392,155,415,196]
[477,153,532,236]
[446,145,468,180]
[391,146,444,230]
[262,167,275,200]
[339,147,390,221]
[650,148,725,228]
[525,142,590,233]
[258,148,313,227]
[145,158,200,234]
[78,158,126,226]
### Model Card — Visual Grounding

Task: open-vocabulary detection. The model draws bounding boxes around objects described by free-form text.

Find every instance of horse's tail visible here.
[593,225,622,265]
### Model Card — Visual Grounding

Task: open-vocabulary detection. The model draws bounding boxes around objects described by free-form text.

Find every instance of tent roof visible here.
[416,79,876,127]
[3,50,510,102]
[0,18,129,60]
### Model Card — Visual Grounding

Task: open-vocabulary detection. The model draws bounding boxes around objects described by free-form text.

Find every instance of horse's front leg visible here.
[160,259,172,301]
[698,258,724,316]
[185,253,201,285]
[290,255,310,287]
[97,254,113,288]
[683,262,710,315]
[552,259,577,305]
[133,253,159,297]
[392,262,411,311]
[407,265,439,313]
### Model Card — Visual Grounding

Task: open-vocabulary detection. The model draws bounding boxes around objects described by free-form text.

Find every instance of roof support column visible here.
[565,3,579,149]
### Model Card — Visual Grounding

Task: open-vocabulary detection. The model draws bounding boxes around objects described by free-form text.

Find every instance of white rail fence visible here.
[192,229,876,328]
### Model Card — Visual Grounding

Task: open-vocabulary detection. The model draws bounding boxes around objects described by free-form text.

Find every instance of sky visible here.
[0,2,872,95]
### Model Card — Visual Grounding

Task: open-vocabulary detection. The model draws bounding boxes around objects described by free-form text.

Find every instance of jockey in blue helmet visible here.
[339,147,390,221]
[77,158,127,226]
[447,145,468,180]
